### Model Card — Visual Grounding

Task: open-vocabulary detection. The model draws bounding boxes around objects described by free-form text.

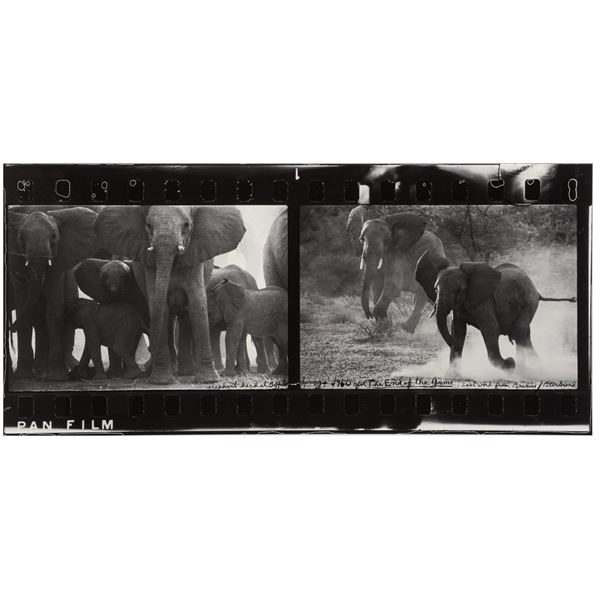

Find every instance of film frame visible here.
[3,163,592,434]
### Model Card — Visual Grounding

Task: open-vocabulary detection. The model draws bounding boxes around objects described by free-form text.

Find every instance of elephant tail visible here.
[538,294,577,302]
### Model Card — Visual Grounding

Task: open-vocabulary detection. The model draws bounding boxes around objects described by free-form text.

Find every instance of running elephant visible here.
[415,251,577,371]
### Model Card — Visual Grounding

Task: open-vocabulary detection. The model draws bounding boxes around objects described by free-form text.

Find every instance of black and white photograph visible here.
[301,199,577,390]
[7,204,288,391]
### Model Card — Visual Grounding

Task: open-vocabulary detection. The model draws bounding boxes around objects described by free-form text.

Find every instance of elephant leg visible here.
[114,335,143,379]
[107,348,125,377]
[84,329,106,380]
[401,288,428,334]
[253,337,270,374]
[448,317,467,373]
[235,334,250,375]
[14,319,35,379]
[63,268,79,370]
[177,313,196,376]
[77,345,93,378]
[187,287,220,384]
[223,321,244,378]
[33,318,49,378]
[373,255,404,321]
[45,273,68,381]
[263,338,278,370]
[63,322,78,371]
[271,336,288,376]
[513,325,538,368]
[480,325,515,371]
[211,329,224,371]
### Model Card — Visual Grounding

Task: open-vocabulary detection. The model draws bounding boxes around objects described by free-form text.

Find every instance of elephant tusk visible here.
[429,306,436,318]
[360,257,365,271]
[25,260,29,267]
[147,246,154,252]
[177,245,185,253]
[377,258,383,270]
[48,259,52,266]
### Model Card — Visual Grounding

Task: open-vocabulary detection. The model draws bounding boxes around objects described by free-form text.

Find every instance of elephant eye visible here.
[183,221,191,230]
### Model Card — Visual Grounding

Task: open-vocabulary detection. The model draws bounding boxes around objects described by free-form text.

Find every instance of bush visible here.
[303,253,362,297]
[354,318,392,342]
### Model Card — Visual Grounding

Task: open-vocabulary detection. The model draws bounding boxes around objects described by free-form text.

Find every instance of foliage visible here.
[301,205,576,297]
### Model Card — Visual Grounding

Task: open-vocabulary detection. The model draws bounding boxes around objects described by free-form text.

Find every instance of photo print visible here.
[7,204,288,391]
[300,204,577,390]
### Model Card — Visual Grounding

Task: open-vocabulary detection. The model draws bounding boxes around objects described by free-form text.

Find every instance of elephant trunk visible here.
[12,257,48,330]
[435,298,458,350]
[148,245,176,361]
[361,254,379,318]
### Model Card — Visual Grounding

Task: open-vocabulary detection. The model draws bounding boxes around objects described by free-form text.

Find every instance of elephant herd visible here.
[346,207,576,373]
[7,205,288,385]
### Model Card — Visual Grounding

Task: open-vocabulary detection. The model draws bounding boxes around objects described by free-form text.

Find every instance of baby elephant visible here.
[66,299,146,380]
[206,278,288,378]
[416,251,577,372]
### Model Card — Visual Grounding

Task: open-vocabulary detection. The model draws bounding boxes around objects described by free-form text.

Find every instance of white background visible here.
[0,1,597,599]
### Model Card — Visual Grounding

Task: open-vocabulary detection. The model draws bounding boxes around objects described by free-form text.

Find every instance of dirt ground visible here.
[300,312,441,388]
[8,329,287,392]
[300,293,578,390]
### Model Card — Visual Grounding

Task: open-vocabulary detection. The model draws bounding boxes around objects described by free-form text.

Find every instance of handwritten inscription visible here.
[300,377,577,390]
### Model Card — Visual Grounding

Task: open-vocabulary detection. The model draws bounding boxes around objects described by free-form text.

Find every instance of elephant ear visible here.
[180,206,246,267]
[48,207,100,272]
[74,259,110,304]
[415,251,450,303]
[6,209,29,256]
[459,262,502,308]
[384,213,427,251]
[346,205,368,256]
[95,205,147,261]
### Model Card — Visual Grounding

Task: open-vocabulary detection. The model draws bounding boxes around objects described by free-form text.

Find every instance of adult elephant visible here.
[346,206,445,332]
[262,210,287,368]
[415,252,576,371]
[95,205,245,384]
[7,206,100,380]
[263,209,288,289]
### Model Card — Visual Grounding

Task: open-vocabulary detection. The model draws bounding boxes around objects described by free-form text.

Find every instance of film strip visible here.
[3,164,591,434]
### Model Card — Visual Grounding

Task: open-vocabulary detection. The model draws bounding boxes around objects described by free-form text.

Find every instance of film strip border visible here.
[4,390,589,434]
[3,164,592,206]
[4,164,592,434]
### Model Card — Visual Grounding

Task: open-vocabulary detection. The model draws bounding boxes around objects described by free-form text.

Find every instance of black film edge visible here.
[3,164,592,434]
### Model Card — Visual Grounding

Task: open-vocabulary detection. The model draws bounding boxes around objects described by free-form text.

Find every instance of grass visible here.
[9,373,288,393]
[300,292,578,389]
[300,292,441,386]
